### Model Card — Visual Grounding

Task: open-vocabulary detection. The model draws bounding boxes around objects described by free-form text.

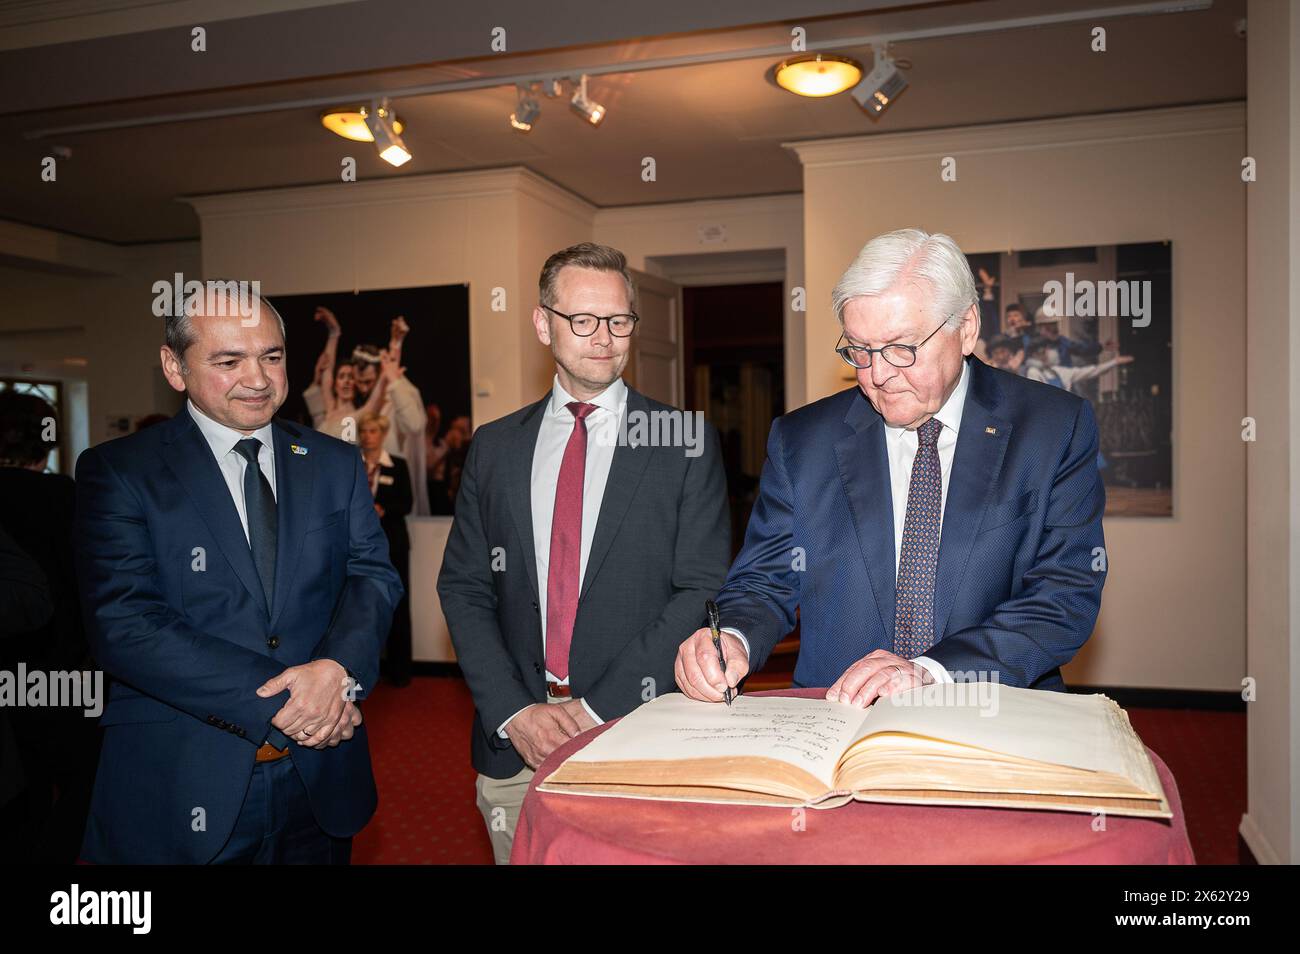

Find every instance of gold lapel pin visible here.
[985,426,998,436]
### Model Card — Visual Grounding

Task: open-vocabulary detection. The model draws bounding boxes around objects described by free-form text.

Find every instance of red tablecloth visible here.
[512,688,1196,865]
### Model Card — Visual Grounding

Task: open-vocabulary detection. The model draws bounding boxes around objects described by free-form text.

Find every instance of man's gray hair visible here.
[831,228,978,330]
[164,282,286,369]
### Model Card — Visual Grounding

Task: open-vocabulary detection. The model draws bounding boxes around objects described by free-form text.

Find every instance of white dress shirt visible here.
[187,399,277,543]
[728,361,972,687]
[498,375,627,736]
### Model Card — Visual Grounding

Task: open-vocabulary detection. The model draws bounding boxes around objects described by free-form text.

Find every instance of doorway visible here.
[682,282,785,556]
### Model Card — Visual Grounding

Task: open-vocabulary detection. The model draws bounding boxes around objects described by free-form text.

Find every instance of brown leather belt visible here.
[546,682,572,698]
[255,742,291,763]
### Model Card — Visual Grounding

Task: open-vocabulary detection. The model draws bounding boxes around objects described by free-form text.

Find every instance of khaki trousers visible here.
[474,695,566,865]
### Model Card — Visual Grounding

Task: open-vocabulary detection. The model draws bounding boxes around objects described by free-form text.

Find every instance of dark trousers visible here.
[210,756,351,864]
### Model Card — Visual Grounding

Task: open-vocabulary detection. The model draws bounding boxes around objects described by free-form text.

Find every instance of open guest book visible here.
[538,683,1172,819]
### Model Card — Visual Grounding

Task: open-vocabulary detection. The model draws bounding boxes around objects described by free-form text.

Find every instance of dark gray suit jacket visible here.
[437,386,731,778]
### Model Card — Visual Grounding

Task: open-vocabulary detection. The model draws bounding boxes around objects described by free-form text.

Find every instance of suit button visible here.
[267,635,280,650]
[207,715,217,725]
[532,662,542,674]
[531,601,539,611]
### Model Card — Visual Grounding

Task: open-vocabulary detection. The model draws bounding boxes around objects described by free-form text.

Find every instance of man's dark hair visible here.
[0,390,59,465]
[1004,302,1026,317]
[987,333,1021,355]
[538,243,636,310]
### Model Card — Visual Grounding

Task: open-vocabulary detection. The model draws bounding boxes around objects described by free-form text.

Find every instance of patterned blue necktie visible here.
[893,417,944,658]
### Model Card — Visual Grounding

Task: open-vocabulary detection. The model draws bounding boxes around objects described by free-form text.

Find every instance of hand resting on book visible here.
[828,649,935,708]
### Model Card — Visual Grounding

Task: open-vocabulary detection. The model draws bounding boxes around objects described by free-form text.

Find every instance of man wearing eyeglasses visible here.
[675,228,1106,709]
[438,242,730,863]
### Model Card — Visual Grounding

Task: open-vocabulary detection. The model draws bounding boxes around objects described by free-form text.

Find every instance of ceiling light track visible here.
[23,0,1211,140]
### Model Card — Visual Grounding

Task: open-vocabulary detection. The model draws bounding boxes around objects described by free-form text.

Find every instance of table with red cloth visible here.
[511,688,1196,865]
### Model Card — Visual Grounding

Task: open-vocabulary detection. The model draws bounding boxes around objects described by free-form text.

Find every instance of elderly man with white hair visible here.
[676,227,1107,707]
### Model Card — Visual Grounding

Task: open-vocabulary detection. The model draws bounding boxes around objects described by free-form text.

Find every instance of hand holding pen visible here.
[707,599,734,706]
[674,601,751,703]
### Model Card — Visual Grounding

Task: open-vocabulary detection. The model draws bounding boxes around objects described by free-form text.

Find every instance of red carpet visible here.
[1124,707,1246,865]
[352,676,492,865]
[353,677,1246,865]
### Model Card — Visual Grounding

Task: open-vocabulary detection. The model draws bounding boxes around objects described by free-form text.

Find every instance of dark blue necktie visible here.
[233,438,276,615]
[894,416,943,658]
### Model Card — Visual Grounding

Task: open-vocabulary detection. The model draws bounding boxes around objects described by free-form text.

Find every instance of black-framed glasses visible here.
[835,317,951,369]
[542,304,639,338]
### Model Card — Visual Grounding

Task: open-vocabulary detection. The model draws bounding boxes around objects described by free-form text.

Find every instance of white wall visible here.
[1242,0,1298,867]
[788,103,1247,693]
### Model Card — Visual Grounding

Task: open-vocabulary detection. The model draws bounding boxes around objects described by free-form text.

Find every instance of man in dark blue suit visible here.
[676,228,1105,708]
[74,285,403,863]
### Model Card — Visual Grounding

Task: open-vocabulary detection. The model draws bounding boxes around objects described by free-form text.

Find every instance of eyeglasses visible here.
[542,304,639,338]
[835,317,951,369]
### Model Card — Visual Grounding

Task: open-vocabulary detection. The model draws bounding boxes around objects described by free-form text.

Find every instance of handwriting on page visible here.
[670,704,853,764]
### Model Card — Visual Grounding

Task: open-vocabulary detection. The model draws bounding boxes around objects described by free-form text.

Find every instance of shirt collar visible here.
[548,374,627,420]
[187,399,275,460]
[884,357,971,439]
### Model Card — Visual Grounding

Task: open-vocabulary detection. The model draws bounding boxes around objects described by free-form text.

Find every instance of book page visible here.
[565,693,870,788]
[853,683,1162,794]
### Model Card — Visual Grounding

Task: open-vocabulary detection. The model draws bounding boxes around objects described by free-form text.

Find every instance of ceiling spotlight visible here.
[363,98,412,166]
[772,53,863,97]
[569,75,605,126]
[321,104,404,142]
[511,86,541,132]
[849,47,908,118]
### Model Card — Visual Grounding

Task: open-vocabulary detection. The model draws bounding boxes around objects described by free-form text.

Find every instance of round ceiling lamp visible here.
[771,53,863,97]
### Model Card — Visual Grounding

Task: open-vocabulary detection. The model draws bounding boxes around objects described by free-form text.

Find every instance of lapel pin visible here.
[985,426,998,436]
[290,444,309,456]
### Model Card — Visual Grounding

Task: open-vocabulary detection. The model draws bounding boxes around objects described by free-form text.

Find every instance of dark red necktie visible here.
[545,401,597,680]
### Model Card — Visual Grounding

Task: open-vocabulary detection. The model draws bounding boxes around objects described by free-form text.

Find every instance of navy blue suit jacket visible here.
[716,356,1106,691]
[74,408,403,863]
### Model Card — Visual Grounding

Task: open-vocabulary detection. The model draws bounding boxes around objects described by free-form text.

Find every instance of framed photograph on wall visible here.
[968,241,1172,517]
[271,283,471,516]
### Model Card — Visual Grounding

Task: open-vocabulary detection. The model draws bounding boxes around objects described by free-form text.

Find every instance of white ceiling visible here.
[0,0,1247,244]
